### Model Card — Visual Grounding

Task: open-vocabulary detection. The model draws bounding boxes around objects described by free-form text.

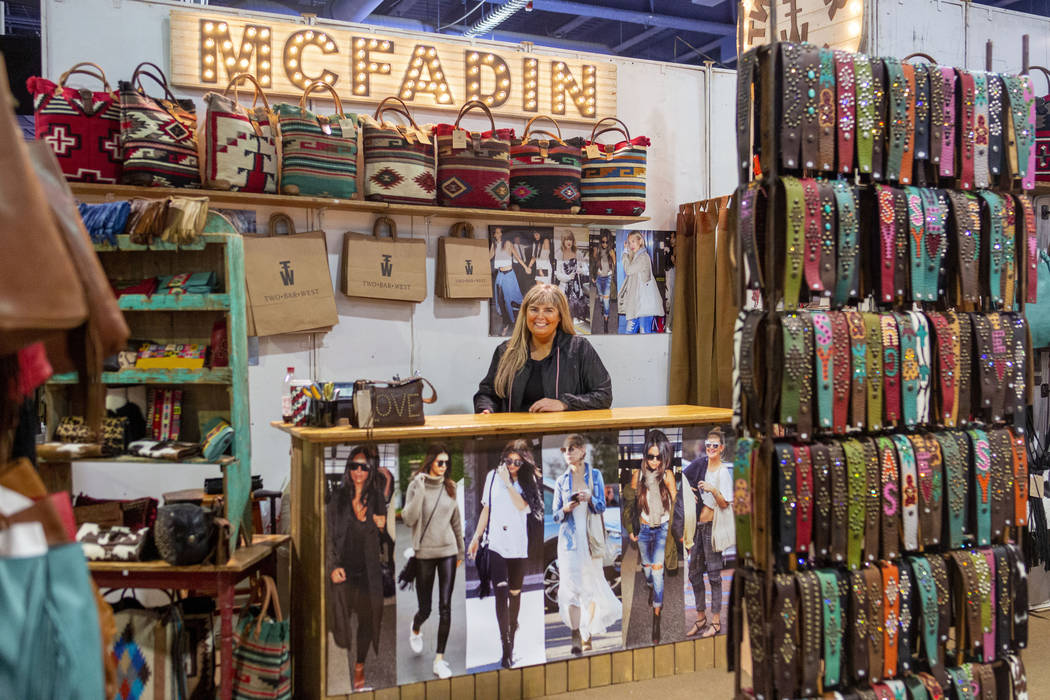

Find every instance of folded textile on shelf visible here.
[76,523,150,561]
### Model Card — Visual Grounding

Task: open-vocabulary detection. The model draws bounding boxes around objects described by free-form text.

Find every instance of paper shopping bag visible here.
[340,216,427,302]
[437,222,492,299]
[244,214,339,336]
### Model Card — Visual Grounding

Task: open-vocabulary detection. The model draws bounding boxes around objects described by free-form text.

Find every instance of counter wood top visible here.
[270,404,732,443]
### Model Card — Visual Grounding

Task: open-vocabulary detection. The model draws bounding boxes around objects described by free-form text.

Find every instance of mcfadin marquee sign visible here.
[738,0,865,53]
[169,10,618,123]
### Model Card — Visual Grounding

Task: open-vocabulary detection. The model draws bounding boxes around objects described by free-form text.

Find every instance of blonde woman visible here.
[474,284,612,414]
[551,434,621,655]
[490,227,531,334]
[554,230,588,323]
[618,231,663,334]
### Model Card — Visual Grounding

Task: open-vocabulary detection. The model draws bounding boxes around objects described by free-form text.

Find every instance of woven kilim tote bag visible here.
[27,61,122,183]
[232,576,291,700]
[199,73,279,193]
[118,62,199,188]
[275,80,358,198]
[434,100,512,209]
[509,114,582,213]
[580,117,650,216]
[360,97,436,204]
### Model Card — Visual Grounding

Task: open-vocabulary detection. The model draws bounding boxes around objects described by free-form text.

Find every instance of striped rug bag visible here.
[434,100,513,210]
[509,115,582,213]
[580,117,650,216]
[275,80,358,198]
[360,97,436,204]
[199,73,279,193]
[232,576,291,700]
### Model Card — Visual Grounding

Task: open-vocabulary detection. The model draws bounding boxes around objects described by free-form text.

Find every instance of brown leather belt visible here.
[988,73,1005,180]
[773,573,800,697]
[781,312,814,440]
[892,188,911,300]
[988,427,1013,542]
[864,438,882,565]
[1018,194,1038,303]
[956,312,973,424]
[818,48,837,172]
[927,553,951,683]
[865,565,885,683]
[737,183,764,291]
[735,48,759,184]
[927,312,958,427]
[871,58,888,180]
[739,310,765,431]
[744,573,773,700]
[780,43,804,171]
[831,311,851,434]
[973,313,999,422]
[848,311,868,429]
[802,178,824,294]
[795,444,814,552]
[877,436,901,561]
[929,61,945,168]
[811,442,832,561]
[849,568,870,683]
[901,62,917,185]
[910,433,943,548]
[800,45,821,170]
[797,570,822,696]
[913,62,932,167]
[946,191,981,305]
[829,441,849,565]
[818,181,837,293]
[881,313,901,426]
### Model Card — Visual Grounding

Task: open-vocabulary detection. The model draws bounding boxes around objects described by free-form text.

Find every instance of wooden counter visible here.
[276,405,731,699]
[270,404,732,443]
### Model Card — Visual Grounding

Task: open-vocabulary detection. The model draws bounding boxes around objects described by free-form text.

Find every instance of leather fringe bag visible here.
[275,80,358,198]
[360,97,436,204]
[27,61,122,183]
[509,115,583,213]
[118,62,200,188]
[199,73,279,193]
[580,117,650,216]
[434,100,513,209]
[0,53,88,356]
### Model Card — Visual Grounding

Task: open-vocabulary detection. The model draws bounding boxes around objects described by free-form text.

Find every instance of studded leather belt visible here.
[926,311,959,427]
[829,441,849,565]
[908,310,932,426]
[988,427,1013,542]
[938,430,970,549]
[968,426,992,546]
[877,435,901,560]
[980,549,997,662]
[780,43,803,171]
[836,50,857,175]
[988,73,1005,180]
[885,57,908,183]
[849,568,870,683]
[897,563,913,676]
[970,313,998,422]
[938,67,958,178]
[959,70,977,190]
[797,570,822,696]
[732,437,754,564]
[773,572,800,697]
[847,311,868,430]
[803,178,825,295]
[831,311,851,434]
[1003,74,1036,189]
[818,48,837,172]
[844,438,867,570]
[956,312,973,424]
[893,434,919,552]
[812,311,834,432]
[800,45,821,171]
[817,568,844,687]
[993,545,1011,659]
[855,54,877,176]
[979,191,1007,306]
[919,188,949,302]
[913,62,932,167]
[1002,196,1017,309]
[738,309,765,431]
[782,176,806,309]
[865,565,885,683]
[872,58,888,180]
[877,184,899,303]
[781,312,814,440]
[911,556,941,677]
[910,433,943,548]
[1010,428,1029,527]
[1005,544,1029,649]
[881,562,901,679]
[1017,194,1038,303]
[881,313,901,426]
[834,181,860,306]
[864,437,882,564]
[743,573,772,700]
[812,442,831,560]
[946,191,981,305]
[775,441,797,567]
[737,183,764,291]
[735,47,758,184]
[795,444,814,553]
[901,62,917,185]
[863,313,885,431]
[973,71,991,189]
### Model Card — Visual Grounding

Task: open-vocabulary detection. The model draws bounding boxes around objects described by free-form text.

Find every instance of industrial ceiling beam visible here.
[389,0,423,16]
[613,25,667,53]
[330,0,387,22]
[487,0,736,35]
[364,14,612,53]
[552,15,591,38]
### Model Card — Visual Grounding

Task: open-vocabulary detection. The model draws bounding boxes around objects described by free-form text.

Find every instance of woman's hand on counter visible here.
[528,398,567,413]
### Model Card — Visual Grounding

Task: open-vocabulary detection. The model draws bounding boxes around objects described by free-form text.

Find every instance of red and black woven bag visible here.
[434,100,513,210]
[509,115,582,213]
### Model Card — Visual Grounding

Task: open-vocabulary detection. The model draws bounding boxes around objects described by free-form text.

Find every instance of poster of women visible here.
[615,229,675,334]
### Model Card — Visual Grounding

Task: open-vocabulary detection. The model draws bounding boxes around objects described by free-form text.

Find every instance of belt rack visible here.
[728,3,1035,697]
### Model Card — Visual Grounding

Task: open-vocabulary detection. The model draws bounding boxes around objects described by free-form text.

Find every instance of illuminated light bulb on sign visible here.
[325,41,336,51]
[240,58,249,68]
[284,29,340,89]
[438,94,451,103]
[324,74,334,83]
[204,39,214,49]
[370,39,379,48]
[242,42,252,52]
[204,22,214,33]
[294,71,303,81]
[850,0,861,13]
[381,41,390,50]
[205,55,214,65]
[204,68,214,79]
[261,76,270,85]
[289,45,299,55]
[260,28,269,39]
[357,61,366,70]
[218,22,227,32]
[356,85,366,94]
[246,27,256,37]
[222,39,233,50]
[261,45,270,55]
[261,60,270,70]
[288,58,298,68]
[369,62,379,71]
[226,56,235,67]
[355,38,366,48]
[304,31,314,40]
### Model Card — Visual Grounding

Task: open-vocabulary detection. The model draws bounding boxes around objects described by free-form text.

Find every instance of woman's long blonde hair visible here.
[494,284,576,399]
[623,231,645,265]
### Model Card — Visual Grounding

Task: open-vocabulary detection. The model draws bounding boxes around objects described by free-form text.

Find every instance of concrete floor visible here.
[546,611,1050,699]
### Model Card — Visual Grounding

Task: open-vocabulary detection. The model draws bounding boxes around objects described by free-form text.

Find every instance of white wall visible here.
[43,0,719,494]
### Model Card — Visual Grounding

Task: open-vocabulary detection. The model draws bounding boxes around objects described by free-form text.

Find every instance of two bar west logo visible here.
[464,259,474,275]
[381,254,393,277]
[279,260,294,286]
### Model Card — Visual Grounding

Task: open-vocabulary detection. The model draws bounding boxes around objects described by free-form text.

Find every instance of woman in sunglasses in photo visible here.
[402,443,464,679]
[326,445,388,692]
[467,439,543,668]
[552,434,621,655]
[591,230,616,333]
[628,429,677,644]
[680,428,733,638]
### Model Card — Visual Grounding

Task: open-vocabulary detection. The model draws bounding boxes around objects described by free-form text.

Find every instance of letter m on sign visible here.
[381,254,393,277]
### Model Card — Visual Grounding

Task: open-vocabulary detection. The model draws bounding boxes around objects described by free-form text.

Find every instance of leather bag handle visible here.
[454,99,497,133]
[268,212,297,237]
[373,96,421,130]
[1027,65,1050,95]
[251,575,283,639]
[589,117,631,143]
[903,52,938,64]
[372,216,398,240]
[299,79,344,115]
[222,72,272,112]
[58,62,112,92]
[131,62,178,102]
[521,114,565,143]
[357,376,437,403]
[448,221,476,239]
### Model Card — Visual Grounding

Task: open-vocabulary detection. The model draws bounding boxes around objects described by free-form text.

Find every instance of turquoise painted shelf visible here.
[93,233,208,252]
[49,368,232,385]
[118,294,231,311]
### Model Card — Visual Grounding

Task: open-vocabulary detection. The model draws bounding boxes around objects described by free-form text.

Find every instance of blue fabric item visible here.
[595,274,612,317]
[1028,251,1050,349]
[638,522,668,606]
[0,543,104,699]
[551,464,607,551]
[624,315,654,334]
[78,200,131,246]
[494,268,523,328]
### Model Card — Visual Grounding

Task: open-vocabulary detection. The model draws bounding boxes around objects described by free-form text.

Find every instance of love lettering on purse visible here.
[352,376,437,428]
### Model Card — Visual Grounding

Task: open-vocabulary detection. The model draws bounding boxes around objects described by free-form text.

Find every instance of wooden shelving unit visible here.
[70,182,651,226]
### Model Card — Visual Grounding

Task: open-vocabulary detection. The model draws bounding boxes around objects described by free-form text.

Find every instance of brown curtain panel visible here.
[668,196,737,407]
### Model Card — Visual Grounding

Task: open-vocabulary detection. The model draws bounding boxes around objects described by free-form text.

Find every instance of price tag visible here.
[414,127,431,145]
[452,129,467,149]
[338,118,356,135]
[585,144,600,159]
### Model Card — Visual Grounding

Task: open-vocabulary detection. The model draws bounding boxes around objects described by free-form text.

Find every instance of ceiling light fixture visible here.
[462,0,528,39]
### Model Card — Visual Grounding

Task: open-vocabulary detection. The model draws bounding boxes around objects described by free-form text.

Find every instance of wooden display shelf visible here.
[271,404,733,444]
[88,534,287,575]
[38,454,226,466]
[71,182,651,226]
[117,293,231,312]
[49,367,232,385]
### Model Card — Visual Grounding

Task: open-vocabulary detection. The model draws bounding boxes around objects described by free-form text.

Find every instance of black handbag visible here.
[397,482,443,590]
[352,376,437,428]
[474,473,496,599]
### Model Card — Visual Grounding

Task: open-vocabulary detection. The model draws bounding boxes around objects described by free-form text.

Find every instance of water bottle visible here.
[282,366,295,422]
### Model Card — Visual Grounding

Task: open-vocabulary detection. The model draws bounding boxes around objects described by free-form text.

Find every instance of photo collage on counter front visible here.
[321,428,714,687]
[488,227,674,336]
